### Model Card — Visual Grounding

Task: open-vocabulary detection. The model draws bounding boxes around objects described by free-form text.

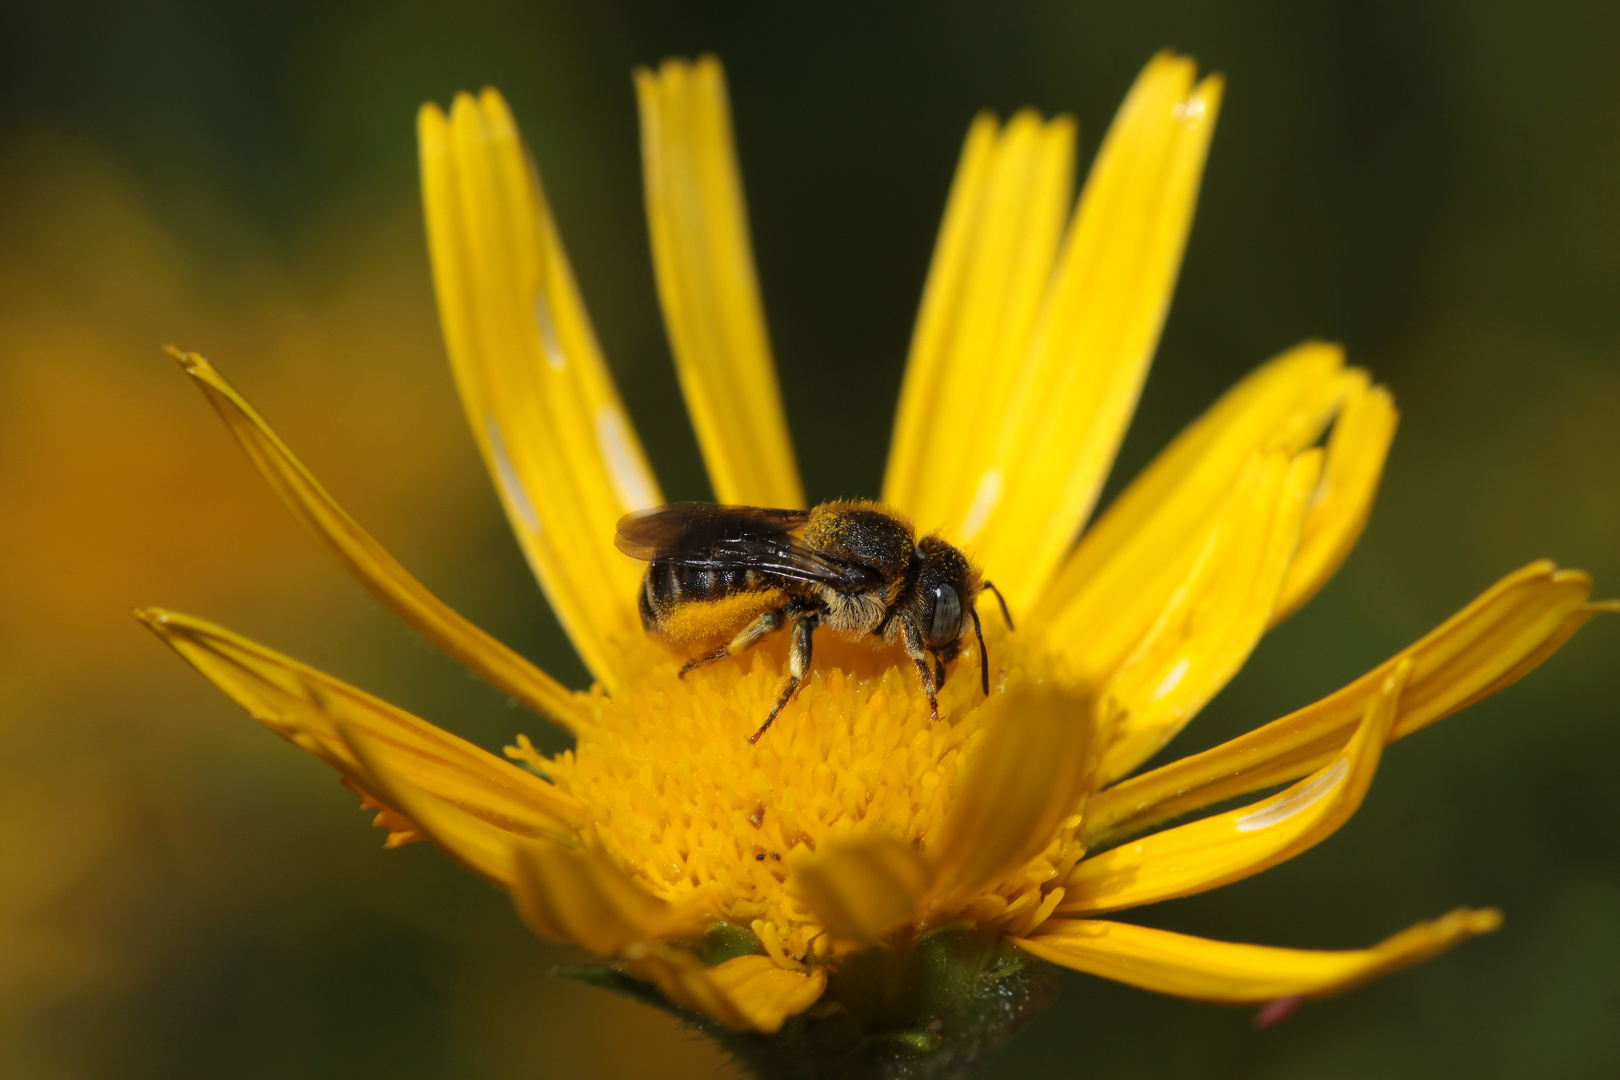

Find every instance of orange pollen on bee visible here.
[654,588,788,645]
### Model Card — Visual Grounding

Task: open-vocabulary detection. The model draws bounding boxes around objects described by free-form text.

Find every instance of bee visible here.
[615,501,1012,743]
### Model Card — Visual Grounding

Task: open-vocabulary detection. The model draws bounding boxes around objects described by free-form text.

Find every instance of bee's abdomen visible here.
[646,562,764,605]
[641,561,782,641]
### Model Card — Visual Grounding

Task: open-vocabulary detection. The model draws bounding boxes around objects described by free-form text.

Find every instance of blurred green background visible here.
[1,1,1616,1077]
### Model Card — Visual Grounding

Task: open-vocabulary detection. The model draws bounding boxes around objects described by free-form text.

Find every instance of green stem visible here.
[556,926,1061,1080]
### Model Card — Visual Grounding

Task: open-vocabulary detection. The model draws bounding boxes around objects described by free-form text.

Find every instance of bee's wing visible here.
[706,535,883,589]
[615,503,879,590]
[614,503,812,560]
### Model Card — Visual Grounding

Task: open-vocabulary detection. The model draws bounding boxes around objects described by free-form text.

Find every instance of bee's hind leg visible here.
[679,604,788,678]
[748,612,819,744]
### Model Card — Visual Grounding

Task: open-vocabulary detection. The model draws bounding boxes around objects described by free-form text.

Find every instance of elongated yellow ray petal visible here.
[336,717,528,886]
[636,56,802,508]
[790,835,932,944]
[884,109,1076,527]
[419,90,660,690]
[951,54,1223,611]
[167,349,587,731]
[1012,907,1500,1003]
[1086,562,1609,845]
[339,777,424,848]
[135,609,587,857]
[626,947,827,1033]
[1035,341,1359,687]
[883,112,991,511]
[1099,450,1319,783]
[929,682,1091,906]
[1065,662,1406,915]
[1272,383,1399,623]
[1457,597,1620,709]
[509,840,711,956]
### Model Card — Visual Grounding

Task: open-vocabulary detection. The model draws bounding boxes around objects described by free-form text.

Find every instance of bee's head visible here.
[912,533,980,658]
[911,534,1013,698]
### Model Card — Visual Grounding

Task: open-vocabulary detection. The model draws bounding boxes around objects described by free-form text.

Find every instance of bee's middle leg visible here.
[679,604,788,678]
[748,612,819,744]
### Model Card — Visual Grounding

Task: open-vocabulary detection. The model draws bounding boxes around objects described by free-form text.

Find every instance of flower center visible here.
[522,622,1064,965]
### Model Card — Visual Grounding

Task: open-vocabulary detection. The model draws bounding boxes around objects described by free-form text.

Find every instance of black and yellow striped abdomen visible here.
[639,562,788,645]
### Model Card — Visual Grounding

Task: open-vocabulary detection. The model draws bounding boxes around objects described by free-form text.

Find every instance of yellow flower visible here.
[143,51,1613,1053]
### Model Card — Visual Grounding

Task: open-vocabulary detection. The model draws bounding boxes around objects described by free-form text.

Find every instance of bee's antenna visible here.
[971,606,990,697]
[981,580,1014,630]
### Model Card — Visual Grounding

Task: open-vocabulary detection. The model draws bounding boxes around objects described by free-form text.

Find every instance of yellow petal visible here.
[882,111,990,514]
[1086,562,1608,846]
[340,777,422,848]
[789,835,932,944]
[335,716,525,885]
[1272,383,1399,623]
[884,109,1076,533]
[947,54,1223,612]
[635,56,802,508]
[1458,596,1620,709]
[509,840,711,956]
[1034,340,1359,688]
[929,681,1092,905]
[167,348,587,731]
[626,947,827,1033]
[136,609,586,862]
[1012,908,1501,1003]
[1064,661,1407,914]
[419,91,660,690]
[1098,449,1320,784]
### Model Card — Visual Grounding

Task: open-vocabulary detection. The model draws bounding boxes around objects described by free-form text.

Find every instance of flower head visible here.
[144,51,1613,1068]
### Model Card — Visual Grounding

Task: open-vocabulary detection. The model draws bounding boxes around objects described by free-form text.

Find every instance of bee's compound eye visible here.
[928,583,962,647]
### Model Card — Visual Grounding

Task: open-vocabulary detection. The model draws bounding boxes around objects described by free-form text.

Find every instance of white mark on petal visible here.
[958,468,1003,544]
[1151,657,1191,702]
[1172,98,1207,126]
[1235,758,1349,832]
[485,415,541,533]
[535,290,566,371]
[596,406,658,511]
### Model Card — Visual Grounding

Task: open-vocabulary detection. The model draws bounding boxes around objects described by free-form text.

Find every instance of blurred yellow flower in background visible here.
[0,133,497,1068]
[137,51,1612,1075]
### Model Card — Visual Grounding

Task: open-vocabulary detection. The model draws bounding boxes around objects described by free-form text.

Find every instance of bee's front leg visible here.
[748,611,819,744]
[898,613,940,722]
